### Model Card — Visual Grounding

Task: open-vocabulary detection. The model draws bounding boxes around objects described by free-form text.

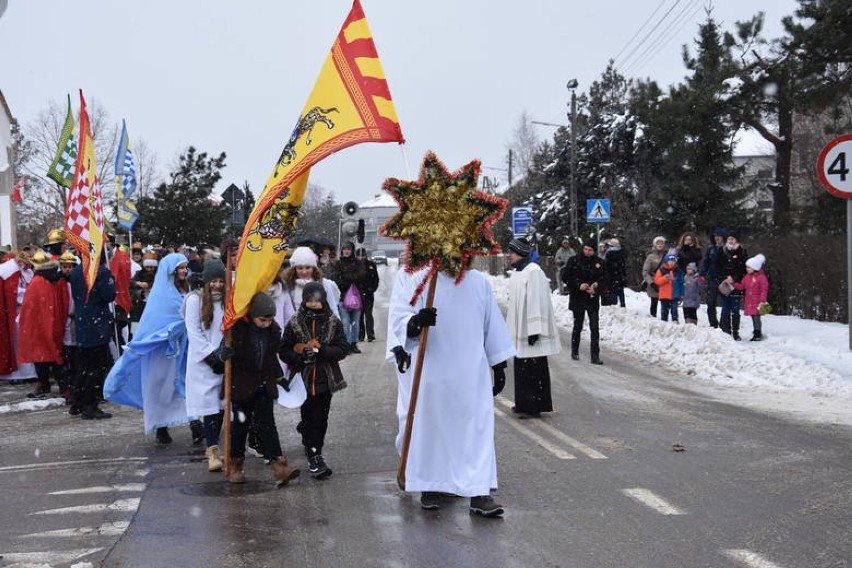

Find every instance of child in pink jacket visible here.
[733,254,769,341]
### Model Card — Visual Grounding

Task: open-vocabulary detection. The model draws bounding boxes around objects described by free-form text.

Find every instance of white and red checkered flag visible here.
[66,90,105,293]
[10,176,25,202]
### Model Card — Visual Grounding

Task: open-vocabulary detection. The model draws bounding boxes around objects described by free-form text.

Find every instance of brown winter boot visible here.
[205,445,224,472]
[272,456,301,488]
[228,457,246,484]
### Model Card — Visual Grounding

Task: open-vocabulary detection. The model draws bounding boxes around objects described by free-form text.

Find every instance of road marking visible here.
[0,457,147,474]
[495,397,608,459]
[621,488,686,515]
[50,483,146,495]
[30,498,141,515]
[494,407,575,460]
[0,548,102,564]
[22,521,130,538]
[724,550,786,568]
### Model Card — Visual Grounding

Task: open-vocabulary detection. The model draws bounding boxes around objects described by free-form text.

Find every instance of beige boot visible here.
[205,445,224,472]
[228,457,246,484]
[272,456,301,488]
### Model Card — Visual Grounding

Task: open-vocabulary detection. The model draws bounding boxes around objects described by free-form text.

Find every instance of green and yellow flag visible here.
[224,0,404,328]
[47,95,78,188]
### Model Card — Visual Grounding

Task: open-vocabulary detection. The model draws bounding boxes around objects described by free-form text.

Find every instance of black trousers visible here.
[358,293,375,340]
[34,362,61,391]
[571,306,600,359]
[299,391,333,457]
[231,388,282,459]
[705,279,720,326]
[73,344,112,411]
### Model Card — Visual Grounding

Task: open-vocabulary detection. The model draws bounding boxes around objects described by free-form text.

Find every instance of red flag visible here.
[10,177,24,203]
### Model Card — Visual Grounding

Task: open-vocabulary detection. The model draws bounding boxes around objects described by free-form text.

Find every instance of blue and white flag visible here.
[115,119,139,230]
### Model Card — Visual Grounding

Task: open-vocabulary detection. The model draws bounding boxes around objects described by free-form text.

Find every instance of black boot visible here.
[731,315,741,341]
[750,331,763,341]
[156,427,172,445]
[350,342,362,354]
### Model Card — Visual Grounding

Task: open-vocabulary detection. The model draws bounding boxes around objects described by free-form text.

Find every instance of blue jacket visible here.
[701,244,723,282]
[70,264,117,348]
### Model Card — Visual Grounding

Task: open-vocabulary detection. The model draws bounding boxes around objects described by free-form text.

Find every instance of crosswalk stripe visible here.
[621,488,685,515]
[494,396,608,459]
[494,407,576,459]
[22,521,130,538]
[0,457,147,473]
[724,549,786,568]
[0,548,103,564]
[30,498,141,515]
[50,483,146,495]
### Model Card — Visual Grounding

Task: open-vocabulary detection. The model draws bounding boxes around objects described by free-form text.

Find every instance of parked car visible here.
[370,250,388,265]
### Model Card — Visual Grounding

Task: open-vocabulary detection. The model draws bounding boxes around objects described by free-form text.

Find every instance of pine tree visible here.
[135,147,229,246]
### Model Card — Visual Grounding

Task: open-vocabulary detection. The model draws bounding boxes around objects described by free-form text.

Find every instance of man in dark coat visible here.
[69,256,116,419]
[356,248,380,342]
[700,227,727,328]
[603,238,627,308]
[562,239,607,364]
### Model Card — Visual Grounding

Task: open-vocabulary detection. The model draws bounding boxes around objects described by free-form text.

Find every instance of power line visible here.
[612,0,669,63]
[623,0,704,76]
[615,0,683,71]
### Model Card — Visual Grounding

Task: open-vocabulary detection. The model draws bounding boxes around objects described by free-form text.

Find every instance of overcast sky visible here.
[0,0,798,205]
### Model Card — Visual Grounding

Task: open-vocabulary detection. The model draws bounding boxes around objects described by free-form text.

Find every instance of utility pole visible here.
[507,149,514,188]
[567,79,579,238]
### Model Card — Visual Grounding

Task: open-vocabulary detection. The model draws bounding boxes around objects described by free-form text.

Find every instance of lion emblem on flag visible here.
[273,106,339,176]
[245,195,300,253]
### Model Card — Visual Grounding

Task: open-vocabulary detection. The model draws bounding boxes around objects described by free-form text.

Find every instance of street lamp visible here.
[567,79,579,238]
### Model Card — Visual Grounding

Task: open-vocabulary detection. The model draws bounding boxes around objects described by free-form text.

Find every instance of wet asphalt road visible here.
[1,262,851,568]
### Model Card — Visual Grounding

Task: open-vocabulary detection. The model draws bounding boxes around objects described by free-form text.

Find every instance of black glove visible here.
[277,375,293,392]
[391,345,411,373]
[203,352,224,375]
[214,345,235,361]
[407,307,437,337]
[492,363,507,396]
[528,334,539,346]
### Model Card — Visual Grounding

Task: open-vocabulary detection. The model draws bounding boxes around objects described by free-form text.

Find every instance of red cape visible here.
[109,249,133,314]
[16,274,67,365]
[0,271,20,374]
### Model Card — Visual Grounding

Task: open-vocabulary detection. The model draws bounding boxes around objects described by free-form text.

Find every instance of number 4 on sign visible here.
[817,134,852,199]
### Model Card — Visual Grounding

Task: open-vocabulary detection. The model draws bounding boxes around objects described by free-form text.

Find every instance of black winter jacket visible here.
[562,253,607,311]
[229,319,284,403]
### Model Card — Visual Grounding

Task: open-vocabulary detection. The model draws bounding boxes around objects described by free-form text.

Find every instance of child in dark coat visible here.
[221,292,300,487]
[279,281,349,479]
[681,262,703,325]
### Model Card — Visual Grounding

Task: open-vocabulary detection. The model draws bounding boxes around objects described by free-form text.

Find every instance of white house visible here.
[358,193,405,257]
[0,89,17,249]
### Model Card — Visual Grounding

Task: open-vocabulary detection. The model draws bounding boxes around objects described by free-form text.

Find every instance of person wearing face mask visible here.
[104,253,193,441]
[279,281,349,479]
[182,258,228,472]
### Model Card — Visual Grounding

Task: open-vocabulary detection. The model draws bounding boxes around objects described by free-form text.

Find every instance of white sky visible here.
[0,1,798,205]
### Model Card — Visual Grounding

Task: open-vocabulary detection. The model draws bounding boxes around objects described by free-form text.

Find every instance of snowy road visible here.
[1,261,850,567]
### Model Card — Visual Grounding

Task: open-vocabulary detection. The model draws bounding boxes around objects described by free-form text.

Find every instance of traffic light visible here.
[357,219,365,243]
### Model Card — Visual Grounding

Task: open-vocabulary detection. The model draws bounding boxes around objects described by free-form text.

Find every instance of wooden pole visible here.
[396,274,438,490]
[221,250,234,476]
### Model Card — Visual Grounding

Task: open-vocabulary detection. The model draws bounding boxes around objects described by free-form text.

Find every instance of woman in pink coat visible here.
[733,254,769,341]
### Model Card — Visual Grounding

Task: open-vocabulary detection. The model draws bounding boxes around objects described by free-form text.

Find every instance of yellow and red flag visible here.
[224,0,404,328]
[66,90,106,293]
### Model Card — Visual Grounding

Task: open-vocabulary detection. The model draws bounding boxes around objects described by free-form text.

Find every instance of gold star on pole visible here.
[380,152,508,302]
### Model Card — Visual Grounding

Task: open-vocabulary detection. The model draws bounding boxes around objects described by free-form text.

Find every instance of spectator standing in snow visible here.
[642,236,667,318]
[716,233,748,340]
[603,238,627,308]
[676,232,702,275]
[654,253,683,323]
[732,254,769,341]
[700,228,727,328]
[563,239,607,364]
[554,238,576,295]
[681,262,703,325]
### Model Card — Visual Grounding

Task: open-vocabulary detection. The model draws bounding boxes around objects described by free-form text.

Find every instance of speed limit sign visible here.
[817,134,852,199]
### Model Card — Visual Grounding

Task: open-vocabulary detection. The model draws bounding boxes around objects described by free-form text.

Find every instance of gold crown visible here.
[59,251,77,264]
[46,229,66,245]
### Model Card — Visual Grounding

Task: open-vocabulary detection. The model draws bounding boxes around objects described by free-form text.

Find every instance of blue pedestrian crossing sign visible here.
[586,199,611,223]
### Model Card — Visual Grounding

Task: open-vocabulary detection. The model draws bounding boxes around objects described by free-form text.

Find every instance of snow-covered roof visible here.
[360,193,397,208]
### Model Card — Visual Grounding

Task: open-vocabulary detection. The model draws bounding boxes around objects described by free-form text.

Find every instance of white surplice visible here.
[505,261,561,358]
[389,269,515,497]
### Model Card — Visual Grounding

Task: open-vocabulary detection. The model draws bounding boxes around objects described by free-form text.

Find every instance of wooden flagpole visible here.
[221,251,234,476]
[396,274,438,490]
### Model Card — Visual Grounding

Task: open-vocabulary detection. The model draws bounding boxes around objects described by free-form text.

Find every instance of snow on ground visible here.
[0,396,66,414]
[489,274,852,427]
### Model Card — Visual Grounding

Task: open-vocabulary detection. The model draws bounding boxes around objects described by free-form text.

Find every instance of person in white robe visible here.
[388,266,515,516]
[505,237,561,417]
[183,258,227,472]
